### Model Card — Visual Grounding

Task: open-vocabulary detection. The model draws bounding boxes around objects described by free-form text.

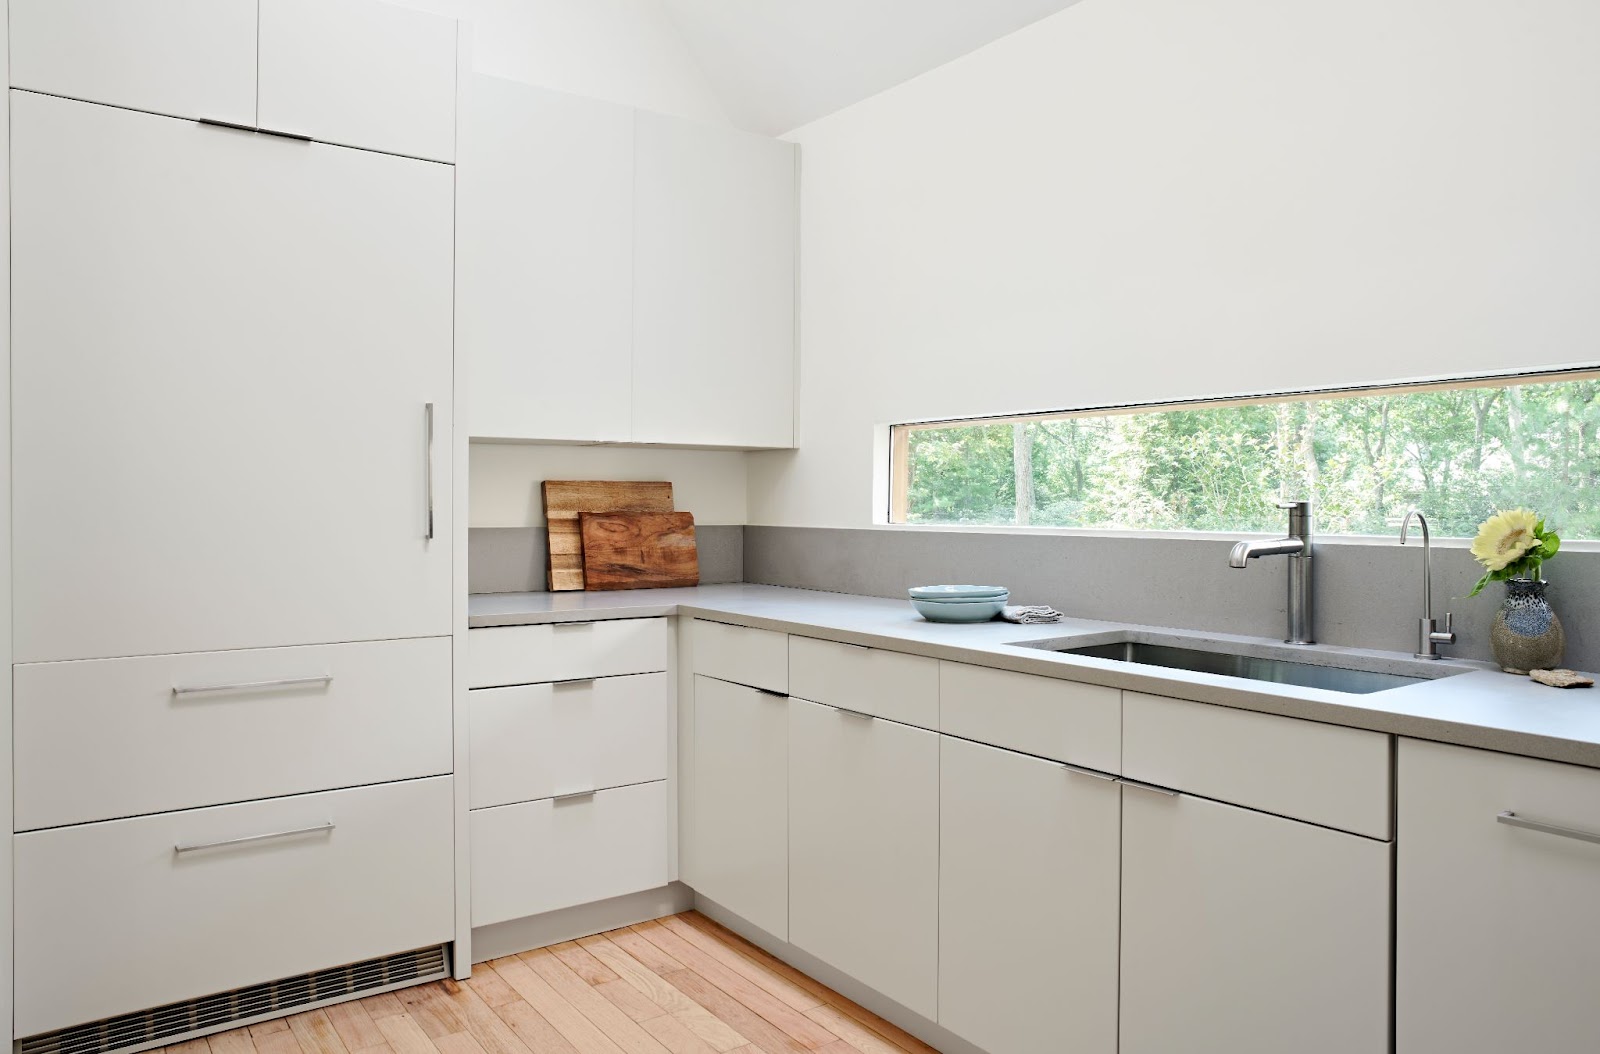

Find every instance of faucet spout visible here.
[1227,499,1315,644]
[1400,509,1455,659]
[1229,537,1306,567]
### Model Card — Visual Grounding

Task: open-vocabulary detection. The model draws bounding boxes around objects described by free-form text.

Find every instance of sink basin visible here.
[1025,637,1460,694]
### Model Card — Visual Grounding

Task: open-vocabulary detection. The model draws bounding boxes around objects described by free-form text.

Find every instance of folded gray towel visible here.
[1001,604,1063,624]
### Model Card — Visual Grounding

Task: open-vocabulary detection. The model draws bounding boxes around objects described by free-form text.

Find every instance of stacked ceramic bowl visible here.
[908,584,1010,623]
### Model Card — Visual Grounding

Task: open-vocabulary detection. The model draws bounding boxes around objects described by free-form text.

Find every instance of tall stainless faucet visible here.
[1228,499,1314,644]
[1399,509,1456,659]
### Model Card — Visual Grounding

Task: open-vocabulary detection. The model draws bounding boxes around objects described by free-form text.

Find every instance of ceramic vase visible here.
[1490,578,1564,674]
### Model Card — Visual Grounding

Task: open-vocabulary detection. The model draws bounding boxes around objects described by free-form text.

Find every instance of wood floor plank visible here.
[633,925,836,1049]
[430,1033,489,1054]
[464,965,523,1009]
[610,926,688,974]
[489,992,581,1054]
[663,970,814,1054]
[325,1000,388,1053]
[397,984,470,1040]
[552,942,622,986]
[439,978,538,1054]
[580,936,705,1016]
[252,1030,304,1054]
[658,917,823,1013]
[488,955,630,1054]
[166,1040,211,1054]
[207,1028,259,1054]
[250,1021,292,1039]
[362,994,409,1020]
[594,979,667,1023]
[289,1011,353,1054]
[353,1044,395,1054]
[522,949,673,1054]
[377,1009,451,1054]
[801,1008,904,1054]
[638,1015,724,1054]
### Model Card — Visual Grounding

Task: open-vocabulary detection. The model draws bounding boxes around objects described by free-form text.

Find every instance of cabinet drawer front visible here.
[939,662,1120,773]
[1123,692,1391,838]
[14,776,454,1037]
[1396,740,1600,1053]
[470,781,669,927]
[789,636,938,729]
[15,638,452,831]
[691,620,787,693]
[468,618,669,688]
[469,673,670,809]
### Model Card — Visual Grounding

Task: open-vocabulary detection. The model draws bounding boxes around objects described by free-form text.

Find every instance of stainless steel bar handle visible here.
[1497,810,1600,847]
[552,789,598,803]
[424,402,436,541]
[172,675,333,697]
[836,707,876,721]
[1059,762,1118,782]
[1118,777,1180,797]
[175,822,335,855]
[551,677,597,688]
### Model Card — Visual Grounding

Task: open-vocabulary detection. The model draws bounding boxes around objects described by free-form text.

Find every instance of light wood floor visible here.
[156,913,939,1054]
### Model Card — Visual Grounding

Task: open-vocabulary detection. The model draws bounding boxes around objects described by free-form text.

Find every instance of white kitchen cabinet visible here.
[9,0,257,126]
[691,619,790,694]
[939,737,1119,1054]
[458,75,634,441]
[789,699,939,1020]
[258,0,457,162]
[1397,739,1600,1052]
[14,776,454,1037]
[789,636,939,728]
[11,92,454,663]
[632,110,796,448]
[468,619,670,689]
[1120,785,1391,1054]
[691,675,790,939]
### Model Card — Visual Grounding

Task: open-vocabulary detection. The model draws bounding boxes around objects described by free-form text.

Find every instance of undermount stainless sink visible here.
[1020,636,1466,694]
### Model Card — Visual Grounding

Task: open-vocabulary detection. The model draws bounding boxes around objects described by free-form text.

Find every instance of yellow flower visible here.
[1470,509,1540,571]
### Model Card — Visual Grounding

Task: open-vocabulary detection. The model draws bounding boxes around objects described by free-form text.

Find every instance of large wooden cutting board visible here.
[542,480,675,591]
[580,512,699,591]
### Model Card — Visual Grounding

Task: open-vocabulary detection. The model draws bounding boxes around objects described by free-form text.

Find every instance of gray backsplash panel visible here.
[744,526,1599,672]
[469,524,745,594]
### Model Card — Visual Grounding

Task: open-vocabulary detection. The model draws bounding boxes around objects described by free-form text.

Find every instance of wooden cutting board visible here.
[579,512,699,591]
[542,480,675,591]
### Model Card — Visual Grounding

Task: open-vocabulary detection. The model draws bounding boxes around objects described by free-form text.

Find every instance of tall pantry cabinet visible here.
[6,0,463,1044]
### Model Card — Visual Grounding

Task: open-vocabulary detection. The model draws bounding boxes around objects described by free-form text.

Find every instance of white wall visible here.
[750,0,1600,528]
[470,444,748,528]
[398,0,727,124]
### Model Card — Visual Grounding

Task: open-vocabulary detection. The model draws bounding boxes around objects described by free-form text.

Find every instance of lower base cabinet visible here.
[939,737,1120,1054]
[15,775,455,1037]
[1397,739,1600,1052]
[1119,787,1391,1054]
[789,698,939,1021]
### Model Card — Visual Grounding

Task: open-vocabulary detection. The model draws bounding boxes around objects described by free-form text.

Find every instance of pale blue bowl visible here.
[911,597,1007,622]
[908,584,1009,600]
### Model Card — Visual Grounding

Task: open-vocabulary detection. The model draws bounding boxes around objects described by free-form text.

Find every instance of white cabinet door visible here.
[1120,787,1391,1054]
[789,700,939,1020]
[1397,739,1600,1053]
[458,74,634,441]
[632,111,796,448]
[10,0,257,126]
[690,676,790,939]
[258,0,457,161]
[939,737,1119,1054]
[11,93,454,663]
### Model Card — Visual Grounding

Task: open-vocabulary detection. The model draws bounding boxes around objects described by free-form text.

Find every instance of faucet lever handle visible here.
[1431,611,1456,645]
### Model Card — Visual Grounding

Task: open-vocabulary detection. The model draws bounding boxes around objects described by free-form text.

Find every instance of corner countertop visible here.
[468,584,1600,770]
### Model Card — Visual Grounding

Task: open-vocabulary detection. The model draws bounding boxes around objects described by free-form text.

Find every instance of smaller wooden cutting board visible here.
[579,512,699,591]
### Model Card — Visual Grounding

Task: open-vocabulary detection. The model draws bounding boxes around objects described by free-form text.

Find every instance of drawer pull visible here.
[172,675,333,697]
[1060,762,1118,782]
[756,689,789,699]
[175,821,335,855]
[552,789,598,803]
[551,677,597,688]
[551,622,595,630]
[1118,777,1180,798]
[1497,810,1600,847]
[836,707,876,721]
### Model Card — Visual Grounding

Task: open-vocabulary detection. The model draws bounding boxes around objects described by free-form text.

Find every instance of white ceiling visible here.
[660,0,1084,136]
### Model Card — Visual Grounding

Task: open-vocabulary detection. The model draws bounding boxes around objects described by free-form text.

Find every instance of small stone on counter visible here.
[1529,668,1595,689]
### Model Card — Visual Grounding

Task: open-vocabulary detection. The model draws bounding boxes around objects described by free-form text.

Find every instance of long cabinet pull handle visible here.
[1118,777,1180,798]
[196,116,257,133]
[756,689,789,699]
[1497,810,1600,847]
[552,789,598,803]
[551,677,597,688]
[172,675,333,697]
[257,126,313,142]
[836,707,876,721]
[424,402,436,541]
[1060,762,1119,782]
[175,822,334,855]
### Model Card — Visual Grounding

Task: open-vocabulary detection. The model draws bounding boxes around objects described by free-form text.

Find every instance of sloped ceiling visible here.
[661,0,1084,136]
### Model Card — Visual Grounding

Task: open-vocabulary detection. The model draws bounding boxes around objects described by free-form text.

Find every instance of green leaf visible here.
[1467,570,1496,598]
[1543,534,1562,558]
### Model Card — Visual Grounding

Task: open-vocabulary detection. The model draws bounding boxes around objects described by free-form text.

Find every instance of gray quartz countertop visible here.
[469,584,1600,769]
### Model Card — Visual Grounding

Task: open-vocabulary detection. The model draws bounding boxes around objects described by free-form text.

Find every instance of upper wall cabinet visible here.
[9,0,258,126]
[9,0,455,162]
[632,111,798,448]
[257,0,457,162]
[458,75,635,442]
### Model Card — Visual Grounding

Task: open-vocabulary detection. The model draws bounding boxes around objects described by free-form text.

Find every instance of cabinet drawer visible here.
[1123,692,1391,838]
[470,780,669,927]
[15,637,452,831]
[14,776,454,1037]
[691,619,787,693]
[469,673,670,809]
[789,636,938,728]
[468,618,669,688]
[939,662,1120,773]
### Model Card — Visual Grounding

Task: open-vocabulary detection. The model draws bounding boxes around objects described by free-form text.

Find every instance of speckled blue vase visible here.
[1490,579,1565,674]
